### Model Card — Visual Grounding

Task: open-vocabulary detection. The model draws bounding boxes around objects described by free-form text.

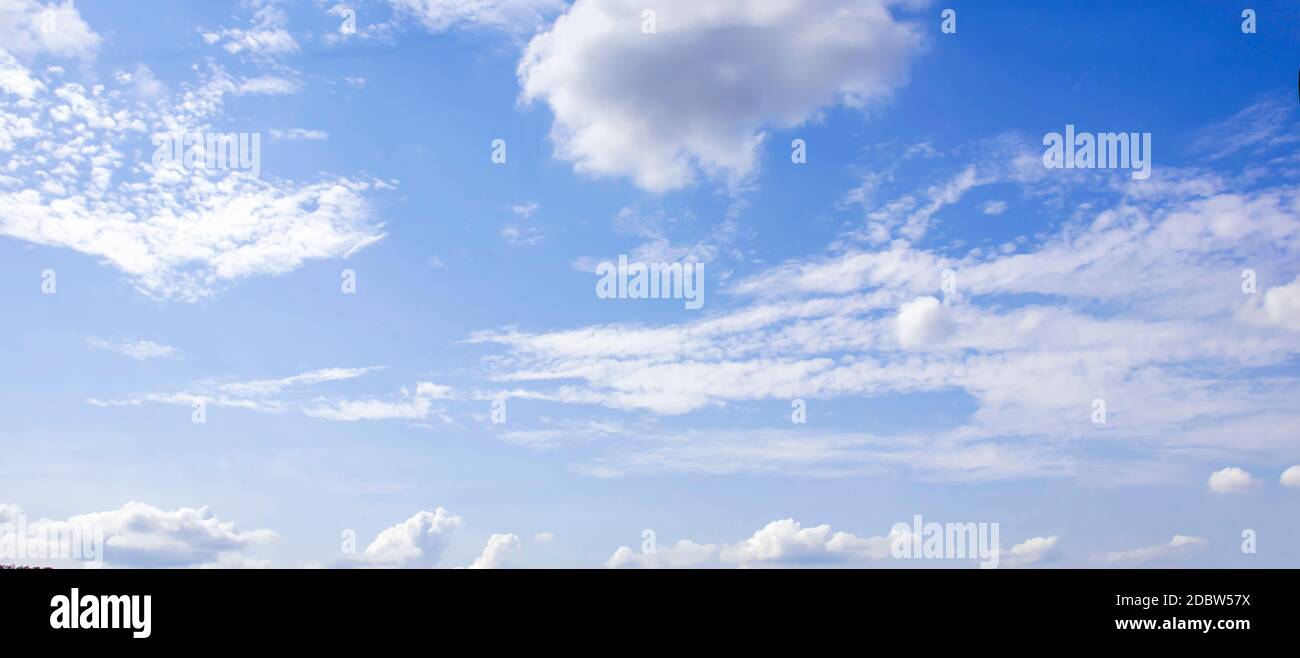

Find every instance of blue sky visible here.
[1,0,1299,568]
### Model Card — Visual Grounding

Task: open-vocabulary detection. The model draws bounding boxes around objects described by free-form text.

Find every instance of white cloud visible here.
[207,3,300,57]
[112,65,167,101]
[1095,535,1207,565]
[1002,535,1059,567]
[1191,93,1298,161]
[0,49,45,98]
[343,509,524,569]
[1281,465,1300,487]
[0,0,100,60]
[719,518,899,566]
[605,518,1028,569]
[202,553,272,569]
[982,200,1008,215]
[89,367,429,420]
[511,201,538,218]
[567,426,1071,481]
[469,115,1300,481]
[236,75,301,95]
[86,338,178,360]
[468,533,519,569]
[303,382,453,421]
[894,165,984,241]
[500,223,542,246]
[3,501,277,568]
[518,0,924,191]
[221,367,381,397]
[572,203,735,274]
[605,539,717,568]
[501,201,543,246]
[1208,467,1256,494]
[323,4,400,46]
[895,296,955,350]
[1263,275,1300,331]
[387,0,564,35]
[269,128,329,141]
[0,56,386,300]
[350,508,463,567]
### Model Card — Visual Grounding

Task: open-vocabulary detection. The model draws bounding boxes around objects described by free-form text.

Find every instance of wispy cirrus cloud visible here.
[86,338,179,360]
[269,128,328,141]
[1190,93,1299,161]
[1094,535,1207,566]
[387,0,564,35]
[469,99,1300,484]
[304,382,453,422]
[87,367,453,424]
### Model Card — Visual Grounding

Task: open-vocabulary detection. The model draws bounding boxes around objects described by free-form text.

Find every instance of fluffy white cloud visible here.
[606,518,1049,568]
[1095,535,1207,565]
[605,539,717,568]
[388,0,564,34]
[86,338,178,360]
[0,0,100,60]
[0,49,45,99]
[468,533,519,569]
[895,296,956,350]
[351,508,463,567]
[518,0,923,191]
[1208,467,1256,494]
[1002,535,1059,567]
[340,509,527,569]
[1263,275,1300,331]
[1281,465,1300,486]
[1,501,277,568]
[719,518,898,566]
